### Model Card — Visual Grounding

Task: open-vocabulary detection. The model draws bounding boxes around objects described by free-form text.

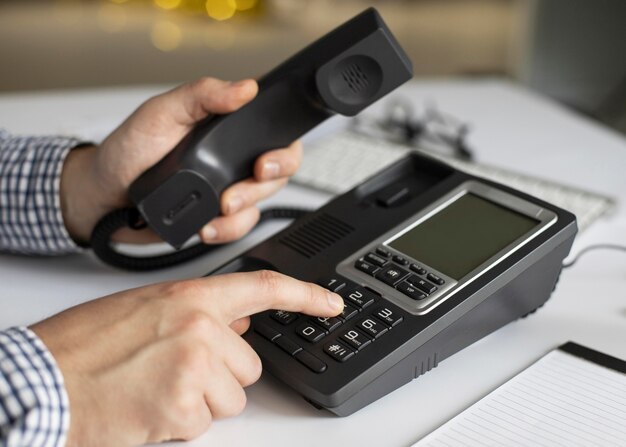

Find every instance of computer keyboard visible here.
[293,131,615,231]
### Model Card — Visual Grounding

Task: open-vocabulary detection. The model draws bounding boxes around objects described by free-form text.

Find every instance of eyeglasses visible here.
[350,99,474,161]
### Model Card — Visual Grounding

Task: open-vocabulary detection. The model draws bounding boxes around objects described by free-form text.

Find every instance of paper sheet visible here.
[413,349,626,447]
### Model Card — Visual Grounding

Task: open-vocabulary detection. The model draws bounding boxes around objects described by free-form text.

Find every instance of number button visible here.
[357,317,388,339]
[296,323,326,343]
[339,303,359,321]
[340,287,376,309]
[340,329,372,351]
[311,316,342,333]
[317,277,346,292]
[373,306,403,327]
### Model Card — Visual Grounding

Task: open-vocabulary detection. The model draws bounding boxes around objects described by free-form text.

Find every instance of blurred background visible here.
[1,0,625,133]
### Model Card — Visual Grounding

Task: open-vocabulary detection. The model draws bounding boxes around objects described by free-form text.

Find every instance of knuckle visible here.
[177,313,218,341]
[256,269,283,297]
[218,387,247,418]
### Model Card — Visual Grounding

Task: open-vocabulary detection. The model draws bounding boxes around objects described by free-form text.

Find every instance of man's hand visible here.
[60,78,303,244]
[30,270,343,446]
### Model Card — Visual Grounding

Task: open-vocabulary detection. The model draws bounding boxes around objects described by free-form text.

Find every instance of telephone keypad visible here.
[257,277,405,368]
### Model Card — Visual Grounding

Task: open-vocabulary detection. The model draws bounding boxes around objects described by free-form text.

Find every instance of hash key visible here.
[324,341,355,362]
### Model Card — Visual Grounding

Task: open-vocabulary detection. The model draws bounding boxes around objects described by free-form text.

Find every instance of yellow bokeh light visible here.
[205,0,237,21]
[151,21,183,52]
[234,0,257,11]
[154,0,182,10]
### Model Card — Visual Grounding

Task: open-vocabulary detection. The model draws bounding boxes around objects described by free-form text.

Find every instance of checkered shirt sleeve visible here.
[0,327,70,447]
[0,129,82,255]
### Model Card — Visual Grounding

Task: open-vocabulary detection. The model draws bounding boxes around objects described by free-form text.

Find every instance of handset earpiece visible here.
[125,7,413,250]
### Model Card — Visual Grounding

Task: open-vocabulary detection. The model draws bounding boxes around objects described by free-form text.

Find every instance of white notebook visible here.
[413,343,626,447]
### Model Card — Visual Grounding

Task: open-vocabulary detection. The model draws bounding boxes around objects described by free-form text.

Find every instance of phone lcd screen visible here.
[387,194,539,280]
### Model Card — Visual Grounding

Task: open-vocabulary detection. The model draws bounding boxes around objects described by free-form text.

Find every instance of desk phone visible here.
[208,153,577,416]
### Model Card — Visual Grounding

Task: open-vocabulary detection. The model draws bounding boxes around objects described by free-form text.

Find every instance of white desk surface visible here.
[1,79,625,447]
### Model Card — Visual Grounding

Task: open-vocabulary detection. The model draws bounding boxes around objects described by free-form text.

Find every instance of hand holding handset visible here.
[128,8,412,248]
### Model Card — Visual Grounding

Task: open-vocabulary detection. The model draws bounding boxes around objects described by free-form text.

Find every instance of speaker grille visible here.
[279,213,354,258]
[341,63,369,93]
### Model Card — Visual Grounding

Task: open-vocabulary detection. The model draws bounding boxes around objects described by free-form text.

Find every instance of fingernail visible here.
[262,161,280,179]
[230,79,249,88]
[327,292,344,312]
[227,196,243,214]
[202,224,218,241]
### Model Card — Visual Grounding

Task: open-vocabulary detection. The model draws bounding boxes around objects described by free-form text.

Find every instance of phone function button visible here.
[296,323,327,343]
[407,275,438,294]
[311,316,342,333]
[340,328,372,351]
[255,322,281,342]
[275,336,303,356]
[316,277,346,292]
[270,310,298,325]
[392,255,409,266]
[375,265,410,287]
[364,252,388,267]
[372,307,403,327]
[324,341,356,362]
[354,260,380,276]
[356,317,389,339]
[396,281,427,300]
[427,273,445,285]
[295,350,327,373]
[375,247,392,258]
[340,287,376,309]
[409,263,427,275]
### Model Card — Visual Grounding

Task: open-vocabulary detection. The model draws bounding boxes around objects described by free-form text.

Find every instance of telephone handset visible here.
[91,7,412,269]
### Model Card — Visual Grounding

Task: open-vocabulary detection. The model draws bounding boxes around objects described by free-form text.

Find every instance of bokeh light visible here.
[150,20,182,51]
[205,0,237,21]
[154,0,182,10]
[234,0,257,11]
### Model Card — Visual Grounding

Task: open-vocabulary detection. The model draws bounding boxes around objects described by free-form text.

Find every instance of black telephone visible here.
[91,7,412,269]
[207,153,577,416]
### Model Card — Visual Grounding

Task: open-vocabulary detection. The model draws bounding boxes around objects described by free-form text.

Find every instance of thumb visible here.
[205,270,344,323]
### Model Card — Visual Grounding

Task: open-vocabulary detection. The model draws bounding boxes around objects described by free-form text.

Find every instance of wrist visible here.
[60,145,109,244]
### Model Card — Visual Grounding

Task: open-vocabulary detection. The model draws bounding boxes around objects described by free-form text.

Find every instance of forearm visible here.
[0,129,83,255]
[0,327,70,447]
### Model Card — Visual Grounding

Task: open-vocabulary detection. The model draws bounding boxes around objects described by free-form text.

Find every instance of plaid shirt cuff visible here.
[0,327,70,447]
[0,129,84,255]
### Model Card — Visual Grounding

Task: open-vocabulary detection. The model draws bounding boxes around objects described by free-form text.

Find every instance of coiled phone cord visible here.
[90,207,312,271]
